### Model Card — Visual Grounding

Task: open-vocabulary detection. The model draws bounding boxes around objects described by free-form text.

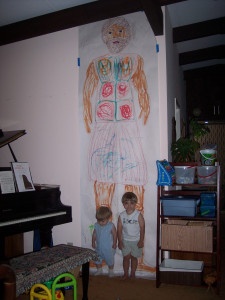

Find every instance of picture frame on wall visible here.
[11,162,35,192]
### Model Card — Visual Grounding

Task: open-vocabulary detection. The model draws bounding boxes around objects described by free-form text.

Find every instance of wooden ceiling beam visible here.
[158,0,187,5]
[179,45,225,65]
[183,64,225,80]
[0,0,163,46]
[141,0,163,36]
[174,17,225,43]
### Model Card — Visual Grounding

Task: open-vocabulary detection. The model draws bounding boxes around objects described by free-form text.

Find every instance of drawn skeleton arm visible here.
[83,61,99,133]
[131,55,150,125]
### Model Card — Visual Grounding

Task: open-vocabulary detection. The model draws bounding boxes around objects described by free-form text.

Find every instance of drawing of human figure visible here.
[83,16,150,213]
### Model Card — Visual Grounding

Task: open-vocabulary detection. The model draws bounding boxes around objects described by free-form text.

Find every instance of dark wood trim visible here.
[173,17,225,43]
[159,0,187,5]
[183,64,225,79]
[179,45,225,65]
[0,0,163,46]
[141,0,163,36]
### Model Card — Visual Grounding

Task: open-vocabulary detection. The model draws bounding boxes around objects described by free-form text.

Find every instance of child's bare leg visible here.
[122,254,131,279]
[94,264,103,276]
[108,265,114,277]
[130,256,138,278]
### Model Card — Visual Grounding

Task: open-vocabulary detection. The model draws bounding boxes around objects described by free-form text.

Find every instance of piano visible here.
[0,130,72,259]
[0,184,72,236]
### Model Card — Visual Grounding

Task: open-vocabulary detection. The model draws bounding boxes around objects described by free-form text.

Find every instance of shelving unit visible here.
[156,162,221,294]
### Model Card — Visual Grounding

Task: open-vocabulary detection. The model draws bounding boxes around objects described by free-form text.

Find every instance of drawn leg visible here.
[125,185,145,213]
[94,181,115,209]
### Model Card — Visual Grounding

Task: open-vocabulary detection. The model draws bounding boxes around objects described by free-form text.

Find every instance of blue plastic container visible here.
[200,205,216,217]
[161,196,200,217]
[200,192,216,206]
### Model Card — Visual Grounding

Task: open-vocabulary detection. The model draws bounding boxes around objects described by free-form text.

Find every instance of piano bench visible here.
[29,272,77,300]
[10,244,99,299]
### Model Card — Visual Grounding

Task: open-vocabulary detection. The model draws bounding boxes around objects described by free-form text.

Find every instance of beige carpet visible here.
[18,269,224,300]
[75,274,225,300]
[17,215,225,300]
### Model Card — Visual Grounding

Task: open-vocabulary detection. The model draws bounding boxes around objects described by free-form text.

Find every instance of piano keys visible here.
[0,185,72,236]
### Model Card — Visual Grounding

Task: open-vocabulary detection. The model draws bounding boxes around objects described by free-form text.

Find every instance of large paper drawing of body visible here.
[83,16,150,213]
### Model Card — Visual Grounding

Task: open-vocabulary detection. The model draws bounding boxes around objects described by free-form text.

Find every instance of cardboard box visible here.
[159,259,203,285]
[161,196,200,217]
[161,220,213,253]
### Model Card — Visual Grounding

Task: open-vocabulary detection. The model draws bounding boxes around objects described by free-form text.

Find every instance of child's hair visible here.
[121,192,138,204]
[96,206,112,221]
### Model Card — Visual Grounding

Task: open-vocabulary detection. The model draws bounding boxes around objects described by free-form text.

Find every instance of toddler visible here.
[92,206,117,277]
[117,192,145,279]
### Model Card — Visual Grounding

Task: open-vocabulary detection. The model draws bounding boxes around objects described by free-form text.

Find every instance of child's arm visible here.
[111,224,117,249]
[92,228,97,249]
[137,213,145,248]
[117,216,124,250]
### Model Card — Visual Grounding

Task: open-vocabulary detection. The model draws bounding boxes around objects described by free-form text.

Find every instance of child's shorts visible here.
[121,240,142,258]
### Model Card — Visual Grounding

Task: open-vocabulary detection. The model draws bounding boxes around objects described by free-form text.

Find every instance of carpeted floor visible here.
[17,273,225,300]
[75,273,225,300]
[17,213,225,300]
[17,241,225,300]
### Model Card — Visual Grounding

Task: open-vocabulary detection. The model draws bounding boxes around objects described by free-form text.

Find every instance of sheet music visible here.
[0,171,15,194]
[11,162,35,192]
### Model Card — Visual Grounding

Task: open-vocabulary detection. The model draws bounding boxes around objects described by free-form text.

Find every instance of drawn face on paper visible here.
[102,17,131,53]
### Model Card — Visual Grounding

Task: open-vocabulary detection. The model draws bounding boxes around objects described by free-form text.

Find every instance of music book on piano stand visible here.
[0,170,15,194]
[11,162,35,192]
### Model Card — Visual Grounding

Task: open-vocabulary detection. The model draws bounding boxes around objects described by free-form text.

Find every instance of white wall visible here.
[164,6,186,160]
[156,8,168,160]
[0,27,81,251]
[155,6,186,162]
[0,9,185,256]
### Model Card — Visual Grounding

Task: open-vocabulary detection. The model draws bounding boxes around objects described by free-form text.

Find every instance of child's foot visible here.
[130,274,136,279]
[121,274,129,280]
[94,269,103,276]
[108,269,114,277]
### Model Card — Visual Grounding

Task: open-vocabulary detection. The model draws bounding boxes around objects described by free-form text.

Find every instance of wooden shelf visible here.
[156,162,221,294]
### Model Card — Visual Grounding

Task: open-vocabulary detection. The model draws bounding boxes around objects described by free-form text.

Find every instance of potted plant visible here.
[171,118,210,163]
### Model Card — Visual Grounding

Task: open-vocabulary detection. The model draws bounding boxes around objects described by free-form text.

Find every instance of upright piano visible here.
[0,130,72,259]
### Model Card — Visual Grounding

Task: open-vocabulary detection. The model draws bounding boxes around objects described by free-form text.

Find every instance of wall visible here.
[0,27,81,251]
[156,8,168,160]
[0,9,185,256]
[164,6,186,160]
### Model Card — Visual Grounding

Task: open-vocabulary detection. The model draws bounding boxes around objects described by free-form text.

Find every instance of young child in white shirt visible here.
[117,192,145,279]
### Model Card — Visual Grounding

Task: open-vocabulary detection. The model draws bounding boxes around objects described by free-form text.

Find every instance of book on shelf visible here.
[11,162,35,192]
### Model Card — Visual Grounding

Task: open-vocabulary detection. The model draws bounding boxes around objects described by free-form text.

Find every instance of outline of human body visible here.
[83,17,150,215]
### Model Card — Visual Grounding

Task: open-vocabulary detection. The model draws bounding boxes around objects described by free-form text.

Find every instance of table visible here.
[10,244,99,300]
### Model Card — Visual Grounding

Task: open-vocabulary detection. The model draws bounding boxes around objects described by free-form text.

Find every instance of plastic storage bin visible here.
[197,166,217,184]
[200,192,216,206]
[161,196,200,217]
[174,166,196,184]
[159,259,204,286]
[200,205,216,217]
